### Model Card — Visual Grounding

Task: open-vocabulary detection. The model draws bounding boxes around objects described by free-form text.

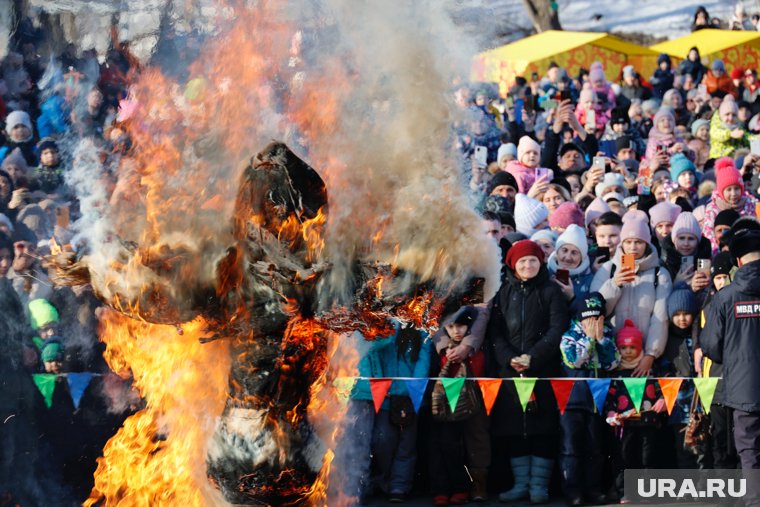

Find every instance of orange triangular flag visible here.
[369,379,393,412]
[477,379,502,416]
[658,378,683,415]
[550,379,576,415]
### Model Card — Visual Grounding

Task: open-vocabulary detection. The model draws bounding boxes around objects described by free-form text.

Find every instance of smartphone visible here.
[592,156,606,171]
[656,145,663,153]
[535,167,550,181]
[586,109,596,129]
[622,253,636,273]
[697,258,712,275]
[560,90,572,102]
[596,247,610,263]
[556,269,570,285]
[751,138,760,155]
[682,255,694,268]
[474,146,488,168]
[514,99,524,126]
[56,206,70,229]
[505,95,514,108]
[542,99,557,111]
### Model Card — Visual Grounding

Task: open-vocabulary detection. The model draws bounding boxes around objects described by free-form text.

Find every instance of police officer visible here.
[701,220,760,492]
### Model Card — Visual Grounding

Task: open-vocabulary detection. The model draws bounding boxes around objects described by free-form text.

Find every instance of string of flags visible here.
[31,372,101,409]
[332,377,721,416]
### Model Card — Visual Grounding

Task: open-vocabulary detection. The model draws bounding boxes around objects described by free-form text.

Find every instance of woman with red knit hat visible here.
[484,240,569,504]
[703,157,758,253]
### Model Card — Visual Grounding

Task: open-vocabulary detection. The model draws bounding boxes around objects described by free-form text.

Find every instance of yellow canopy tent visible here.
[651,29,760,71]
[472,30,659,97]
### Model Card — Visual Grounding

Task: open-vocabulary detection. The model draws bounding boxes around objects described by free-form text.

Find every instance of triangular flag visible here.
[693,378,720,414]
[586,378,612,413]
[477,379,502,416]
[441,378,466,413]
[332,377,356,406]
[404,379,428,413]
[658,378,683,415]
[622,378,648,413]
[33,374,57,409]
[550,379,576,415]
[513,378,537,412]
[369,379,393,412]
[66,372,93,410]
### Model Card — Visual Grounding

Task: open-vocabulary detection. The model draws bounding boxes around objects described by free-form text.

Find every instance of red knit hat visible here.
[731,68,744,80]
[505,240,545,270]
[716,157,744,196]
[616,319,643,354]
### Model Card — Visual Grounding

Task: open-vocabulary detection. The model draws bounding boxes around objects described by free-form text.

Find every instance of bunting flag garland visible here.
[477,379,502,416]
[657,378,683,415]
[441,378,466,412]
[369,379,393,412]
[549,379,576,415]
[586,378,612,413]
[33,374,57,409]
[693,378,720,414]
[622,378,648,413]
[513,378,537,412]
[332,377,356,406]
[404,379,428,413]
[66,372,93,410]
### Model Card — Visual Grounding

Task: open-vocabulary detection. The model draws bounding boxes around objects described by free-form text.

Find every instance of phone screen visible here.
[751,138,760,155]
[556,269,570,285]
[586,109,596,128]
[560,90,571,102]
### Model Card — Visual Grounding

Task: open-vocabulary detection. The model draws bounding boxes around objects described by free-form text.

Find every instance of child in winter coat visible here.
[703,157,759,253]
[606,320,666,501]
[668,153,698,206]
[430,306,485,506]
[505,136,553,195]
[645,108,683,162]
[688,119,711,170]
[559,292,619,506]
[29,138,65,195]
[590,210,673,376]
[650,54,675,100]
[574,88,609,134]
[659,212,712,283]
[709,96,749,159]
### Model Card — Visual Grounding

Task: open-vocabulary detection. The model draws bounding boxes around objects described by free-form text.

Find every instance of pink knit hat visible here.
[517,136,541,163]
[549,202,585,231]
[648,201,681,227]
[671,212,701,242]
[584,197,611,227]
[716,157,744,196]
[579,88,596,104]
[621,209,652,243]
[719,95,738,117]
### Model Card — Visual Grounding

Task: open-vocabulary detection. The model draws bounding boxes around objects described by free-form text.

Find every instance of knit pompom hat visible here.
[671,212,701,242]
[555,224,589,259]
[648,201,681,227]
[669,153,697,183]
[616,319,643,354]
[515,194,549,236]
[584,197,611,227]
[715,157,744,196]
[549,202,584,231]
[667,286,698,320]
[621,209,652,243]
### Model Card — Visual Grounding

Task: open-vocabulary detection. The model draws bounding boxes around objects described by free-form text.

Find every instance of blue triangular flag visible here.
[586,378,612,413]
[66,372,93,409]
[404,379,428,413]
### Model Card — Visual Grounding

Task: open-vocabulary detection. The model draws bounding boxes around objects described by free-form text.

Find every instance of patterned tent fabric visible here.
[471,30,659,96]
[651,29,760,72]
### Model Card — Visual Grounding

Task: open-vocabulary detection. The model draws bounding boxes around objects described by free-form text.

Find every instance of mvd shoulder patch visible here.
[734,301,760,318]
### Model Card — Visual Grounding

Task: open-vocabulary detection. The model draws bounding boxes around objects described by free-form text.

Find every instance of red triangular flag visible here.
[658,378,683,415]
[550,379,576,415]
[369,379,393,413]
[477,379,502,416]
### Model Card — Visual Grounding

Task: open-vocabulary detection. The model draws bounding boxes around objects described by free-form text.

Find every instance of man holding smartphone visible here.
[540,99,599,176]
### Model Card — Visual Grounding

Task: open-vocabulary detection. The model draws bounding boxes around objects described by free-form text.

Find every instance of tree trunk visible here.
[522,0,562,32]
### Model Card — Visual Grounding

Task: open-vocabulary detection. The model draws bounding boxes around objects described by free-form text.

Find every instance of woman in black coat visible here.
[485,240,570,504]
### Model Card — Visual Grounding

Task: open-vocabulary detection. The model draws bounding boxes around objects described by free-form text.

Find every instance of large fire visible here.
[45,0,499,505]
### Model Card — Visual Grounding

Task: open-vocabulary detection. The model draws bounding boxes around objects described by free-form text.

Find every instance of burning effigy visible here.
[42,1,500,505]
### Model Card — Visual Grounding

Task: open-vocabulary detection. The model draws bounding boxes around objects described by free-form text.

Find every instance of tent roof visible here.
[651,29,760,58]
[477,30,658,63]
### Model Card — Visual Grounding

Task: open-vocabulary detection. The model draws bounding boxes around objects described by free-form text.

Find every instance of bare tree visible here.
[522,0,562,32]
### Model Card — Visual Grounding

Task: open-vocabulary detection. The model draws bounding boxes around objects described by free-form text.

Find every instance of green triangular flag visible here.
[33,374,57,409]
[441,378,466,413]
[622,377,648,413]
[513,378,538,412]
[332,377,355,406]
[693,378,720,414]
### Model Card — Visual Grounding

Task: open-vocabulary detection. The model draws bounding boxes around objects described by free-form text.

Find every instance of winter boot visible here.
[470,468,488,502]
[529,456,554,504]
[498,456,530,502]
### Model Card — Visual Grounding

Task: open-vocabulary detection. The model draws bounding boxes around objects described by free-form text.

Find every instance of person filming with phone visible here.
[590,210,672,377]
